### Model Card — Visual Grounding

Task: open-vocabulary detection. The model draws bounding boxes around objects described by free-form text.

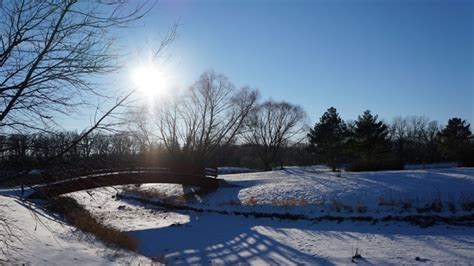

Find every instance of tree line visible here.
[1,71,472,173]
[308,107,473,171]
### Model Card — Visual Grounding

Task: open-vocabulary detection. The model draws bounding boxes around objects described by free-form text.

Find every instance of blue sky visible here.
[116,0,473,126]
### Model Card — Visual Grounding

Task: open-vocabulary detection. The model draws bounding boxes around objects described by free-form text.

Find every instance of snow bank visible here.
[0,193,153,264]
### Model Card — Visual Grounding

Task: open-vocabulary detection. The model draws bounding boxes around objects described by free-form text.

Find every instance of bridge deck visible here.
[28,169,220,199]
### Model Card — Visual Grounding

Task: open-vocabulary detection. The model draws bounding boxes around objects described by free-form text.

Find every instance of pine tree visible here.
[437,118,472,162]
[307,107,347,171]
[351,110,390,161]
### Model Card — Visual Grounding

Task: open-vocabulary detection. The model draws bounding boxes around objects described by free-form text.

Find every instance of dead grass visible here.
[299,197,307,206]
[46,197,138,251]
[332,200,353,213]
[378,191,415,211]
[355,203,367,213]
[447,201,456,213]
[460,193,474,211]
[123,186,187,205]
[269,196,314,207]
[416,193,443,213]
[244,196,258,206]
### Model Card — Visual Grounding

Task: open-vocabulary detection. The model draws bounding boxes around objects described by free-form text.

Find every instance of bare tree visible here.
[0,0,153,132]
[0,0,179,260]
[423,120,440,165]
[390,116,409,162]
[243,100,306,171]
[407,116,429,165]
[389,116,439,167]
[143,70,259,168]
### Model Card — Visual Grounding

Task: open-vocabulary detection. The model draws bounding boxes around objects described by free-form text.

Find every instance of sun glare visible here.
[131,64,168,99]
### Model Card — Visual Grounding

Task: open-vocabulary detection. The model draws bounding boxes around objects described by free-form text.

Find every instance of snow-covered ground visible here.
[1,166,474,265]
[73,166,474,265]
[218,166,255,175]
[123,166,474,217]
[68,186,474,265]
[0,192,153,264]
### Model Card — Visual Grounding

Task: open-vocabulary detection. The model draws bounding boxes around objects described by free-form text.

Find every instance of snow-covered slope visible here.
[0,192,153,264]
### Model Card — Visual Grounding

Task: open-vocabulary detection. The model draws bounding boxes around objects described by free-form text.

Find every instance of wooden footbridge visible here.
[28,167,220,199]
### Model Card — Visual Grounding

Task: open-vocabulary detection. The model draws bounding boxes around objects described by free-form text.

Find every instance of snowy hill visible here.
[0,193,153,264]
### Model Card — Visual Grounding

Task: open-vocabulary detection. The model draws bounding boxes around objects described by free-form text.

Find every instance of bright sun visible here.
[131,64,168,98]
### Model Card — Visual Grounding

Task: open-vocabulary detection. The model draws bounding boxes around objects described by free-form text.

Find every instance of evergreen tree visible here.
[307,107,347,171]
[351,110,390,160]
[437,118,472,162]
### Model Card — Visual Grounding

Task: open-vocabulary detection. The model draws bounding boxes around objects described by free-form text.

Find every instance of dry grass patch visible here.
[123,186,187,205]
[331,200,353,213]
[243,196,258,206]
[46,196,138,251]
[460,193,474,211]
[379,191,414,211]
[269,196,313,207]
[355,203,368,213]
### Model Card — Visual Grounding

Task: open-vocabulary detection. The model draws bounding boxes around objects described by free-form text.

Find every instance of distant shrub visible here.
[347,158,404,172]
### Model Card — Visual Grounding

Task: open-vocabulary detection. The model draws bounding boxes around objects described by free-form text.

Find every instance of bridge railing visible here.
[205,167,218,178]
[51,166,218,183]
[28,167,222,199]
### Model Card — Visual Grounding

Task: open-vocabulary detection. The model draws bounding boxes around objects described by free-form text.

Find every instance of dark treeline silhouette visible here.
[0,132,163,171]
[0,131,310,177]
[308,107,474,171]
[1,109,472,175]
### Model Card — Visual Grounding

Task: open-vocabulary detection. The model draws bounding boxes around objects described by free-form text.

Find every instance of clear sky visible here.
[116,0,473,126]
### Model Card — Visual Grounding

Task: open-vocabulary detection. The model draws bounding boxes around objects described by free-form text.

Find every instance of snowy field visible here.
[1,166,474,264]
[124,166,474,217]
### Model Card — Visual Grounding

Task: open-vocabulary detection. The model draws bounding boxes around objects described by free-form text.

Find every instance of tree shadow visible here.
[127,212,335,265]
